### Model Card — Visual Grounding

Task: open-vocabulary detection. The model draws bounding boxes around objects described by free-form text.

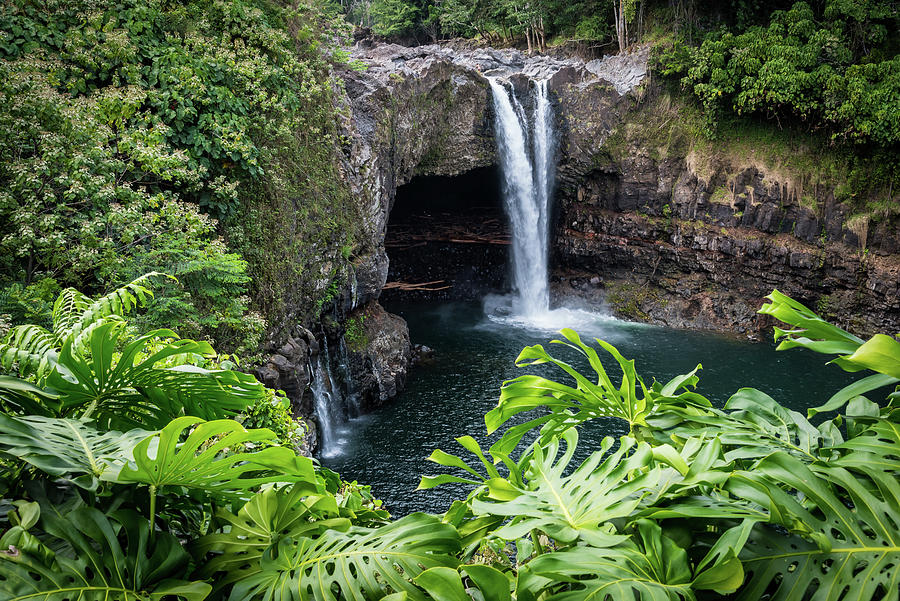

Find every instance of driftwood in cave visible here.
[382,279,452,291]
[385,212,510,250]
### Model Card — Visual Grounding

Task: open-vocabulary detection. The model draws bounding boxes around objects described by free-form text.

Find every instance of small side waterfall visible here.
[489,78,557,318]
[309,338,345,458]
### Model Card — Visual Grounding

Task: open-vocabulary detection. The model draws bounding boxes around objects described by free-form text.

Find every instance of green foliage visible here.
[422,291,900,601]
[195,485,351,589]
[3,274,900,601]
[485,328,706,451]
[759,289,900,415]
[344,314,368,351]
[655,1,900,147]
[241,388,308,449]
[229,512,460,601]
[119,416,317,499]
[0,0,359,347]
[0,414,149,490]
[0,504,211,601]
[0,277,268,429]
[370,0,420,36]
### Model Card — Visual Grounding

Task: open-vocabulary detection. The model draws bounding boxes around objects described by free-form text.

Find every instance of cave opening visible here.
[383,166,510,301]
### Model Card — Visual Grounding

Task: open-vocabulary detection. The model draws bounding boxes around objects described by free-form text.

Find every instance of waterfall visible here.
[489,78,556,318]
[310,338,345,458]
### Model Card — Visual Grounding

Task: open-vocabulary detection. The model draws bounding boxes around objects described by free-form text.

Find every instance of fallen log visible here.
[383,280,452,292]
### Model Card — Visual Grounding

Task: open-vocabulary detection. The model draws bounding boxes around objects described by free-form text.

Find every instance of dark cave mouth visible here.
[384,166,510,301]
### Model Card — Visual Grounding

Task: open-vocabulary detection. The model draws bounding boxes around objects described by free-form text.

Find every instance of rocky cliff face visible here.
[551,86,900,336]
[281,41,899,452]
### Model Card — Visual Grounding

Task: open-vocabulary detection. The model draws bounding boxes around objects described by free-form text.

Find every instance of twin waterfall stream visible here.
[313,75,559,458]
[489,77,557,318]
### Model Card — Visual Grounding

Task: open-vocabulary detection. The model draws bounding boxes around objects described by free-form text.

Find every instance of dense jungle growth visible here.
[1,278,899,600]
[0,0,361,356]
[2,1,900,600]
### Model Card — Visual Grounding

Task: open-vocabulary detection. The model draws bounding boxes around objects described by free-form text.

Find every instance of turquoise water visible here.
[321,300,856,516]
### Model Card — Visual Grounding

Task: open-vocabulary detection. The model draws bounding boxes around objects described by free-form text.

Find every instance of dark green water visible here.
[321,300,855,517]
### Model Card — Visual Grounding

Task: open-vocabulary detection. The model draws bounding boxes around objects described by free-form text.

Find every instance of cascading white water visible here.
[310,339,344,458]
[489,78,556,318]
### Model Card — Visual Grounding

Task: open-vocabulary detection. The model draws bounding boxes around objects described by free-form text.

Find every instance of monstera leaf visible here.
[730,452,900,601]
[0,414,150,490]
[196,485,351,586]
[118,416,317,498]
[0,505,210,601]
[759,290,900,415]
[485,329,707,454]
[0,375,59,415]
[527,519,746,601]
[653,387,843,464]
[470,431,660,547]
[415,565,513,601]
[229,513,461,601]
[831,417,900,474]
[44,322,263,429]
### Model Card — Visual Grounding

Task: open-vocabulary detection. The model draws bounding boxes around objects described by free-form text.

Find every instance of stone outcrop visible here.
[345,303,411,411]
[269,40,900,454]
[551,89,900,336]
[252,326,319,456]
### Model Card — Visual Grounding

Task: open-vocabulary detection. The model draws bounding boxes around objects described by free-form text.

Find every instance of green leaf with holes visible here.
[228,513,460,601]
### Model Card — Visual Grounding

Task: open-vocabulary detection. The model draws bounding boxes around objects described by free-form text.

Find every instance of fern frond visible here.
[69,315,126,357]
[69,273,170,343]
[0,324,57,378]
[51,288,91,344]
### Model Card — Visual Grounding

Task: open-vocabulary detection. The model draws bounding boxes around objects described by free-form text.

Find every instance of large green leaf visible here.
[415,565,512,601]
[118,416,317,497]
[44,322,263,429]
[485,329,706,454]
[470,432,660,547]
[0,375,59,415]
[653,387,842,464]
[729,452,900,601]
[758,290,863,352]
[196,485,351,586]
[229,513,461,601]
[527,519,744,601]
[0,414,149,490]
[831,418,900,475]
[759,290,900,414]
[0,505,209,601]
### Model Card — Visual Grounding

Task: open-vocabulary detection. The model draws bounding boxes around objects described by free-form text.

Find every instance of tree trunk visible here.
[539,16,546,51]
[613,0,625,53]
[638,0,645,44]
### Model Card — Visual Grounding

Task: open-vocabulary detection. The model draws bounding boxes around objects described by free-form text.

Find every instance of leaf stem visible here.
[530,530,544,556]
[81,398,99,420]
[149,485,157,532]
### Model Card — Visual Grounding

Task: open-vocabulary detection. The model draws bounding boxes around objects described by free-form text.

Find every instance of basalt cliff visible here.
[262,41,900,450]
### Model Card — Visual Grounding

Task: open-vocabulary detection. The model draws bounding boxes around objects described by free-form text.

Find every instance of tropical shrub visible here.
[655,1,900,146]
[0,275,267,429]
[1,289,898,600]
[0,0,361,349]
